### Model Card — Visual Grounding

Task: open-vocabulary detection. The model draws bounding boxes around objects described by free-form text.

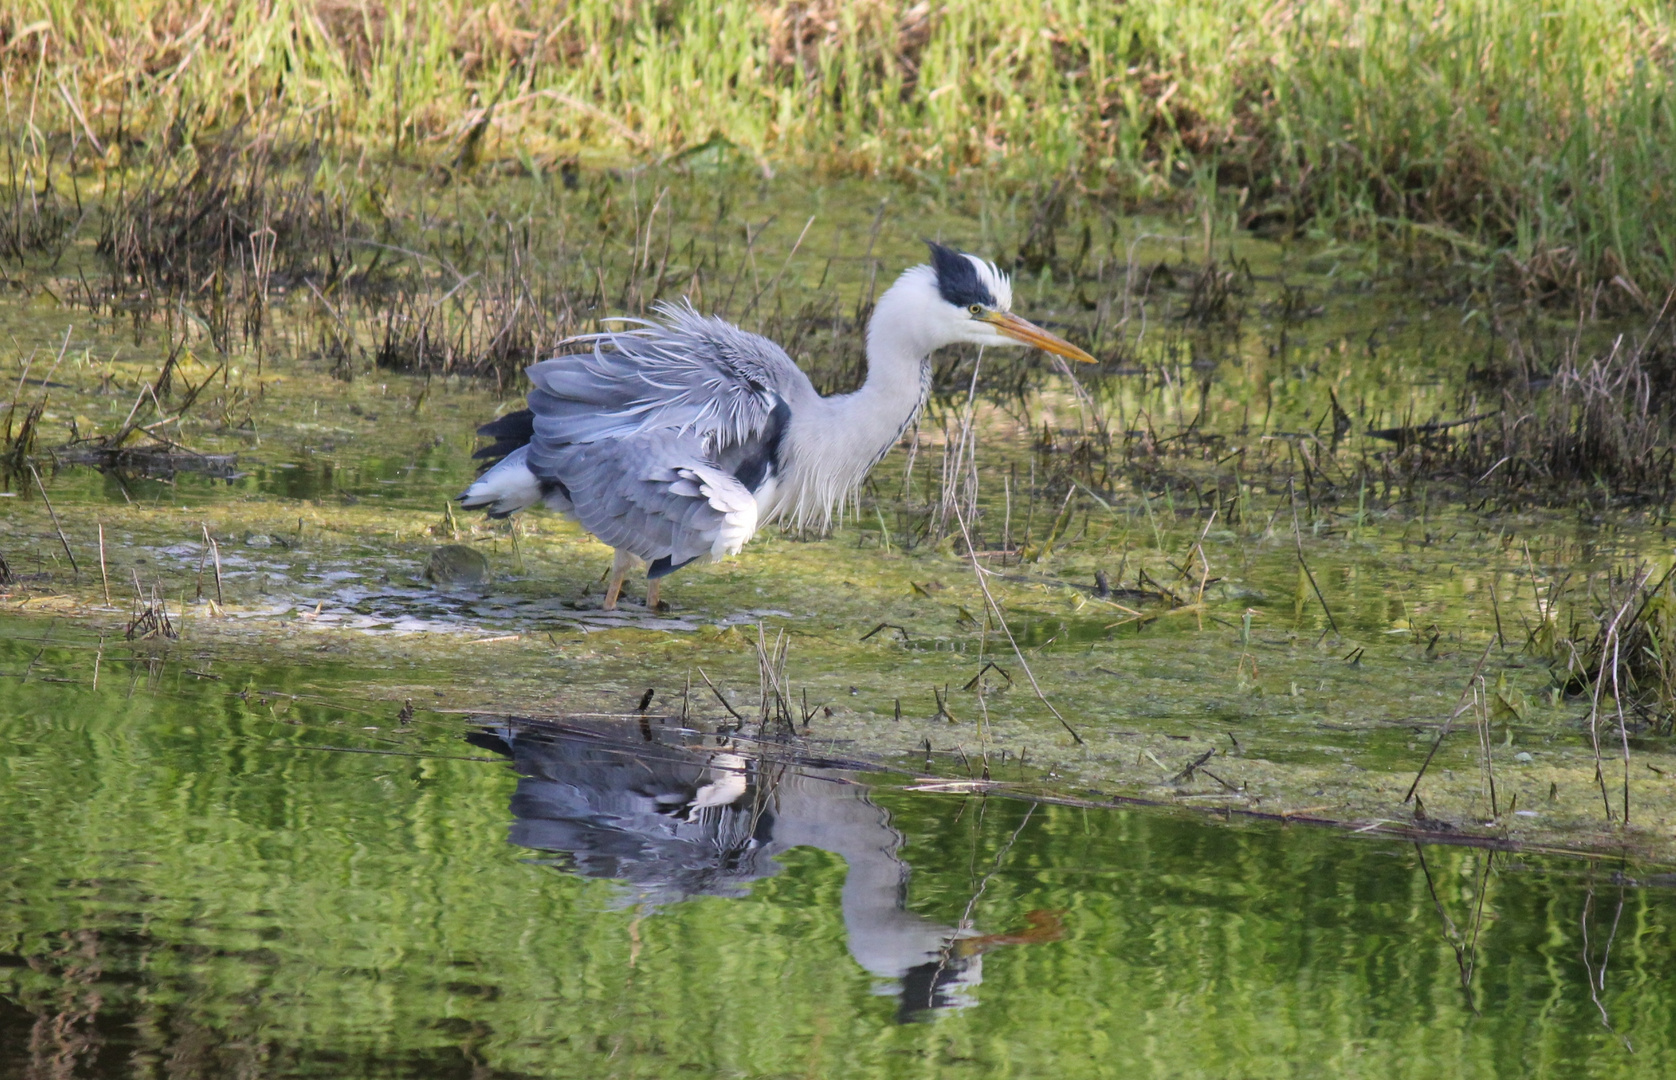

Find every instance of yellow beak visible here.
[980,311,1098,363]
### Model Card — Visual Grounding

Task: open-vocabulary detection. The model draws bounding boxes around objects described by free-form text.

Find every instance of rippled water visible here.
[2,637,1673,1079]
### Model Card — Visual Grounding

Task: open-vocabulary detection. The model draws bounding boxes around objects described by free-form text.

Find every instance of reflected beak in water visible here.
[981,311,1098,363]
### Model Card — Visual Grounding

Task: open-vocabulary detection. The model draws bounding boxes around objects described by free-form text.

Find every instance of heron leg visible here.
[645,577,661,611]
[603,548,633,611]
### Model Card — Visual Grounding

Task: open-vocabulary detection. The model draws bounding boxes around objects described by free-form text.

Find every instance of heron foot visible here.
[645,578,662,611]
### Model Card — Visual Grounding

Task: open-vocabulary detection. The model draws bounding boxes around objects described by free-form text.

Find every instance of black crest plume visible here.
[925,241,996,308]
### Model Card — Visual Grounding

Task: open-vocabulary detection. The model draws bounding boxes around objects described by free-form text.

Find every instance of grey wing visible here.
[550,430,761,574]
[522,301,808,471]
[519,302,806,570]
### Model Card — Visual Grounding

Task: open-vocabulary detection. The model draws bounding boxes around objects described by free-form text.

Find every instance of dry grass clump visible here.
[1,398,44,477]
[372,223,583,384]
[1519,567,1676,832]
[1543,568,1676,737]
[89,119,378,355]
[1446,317,1676,503]
[0,156,82,264]
[98,134,362,294]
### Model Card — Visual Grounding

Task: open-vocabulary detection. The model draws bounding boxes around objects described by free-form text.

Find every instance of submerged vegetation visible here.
[3,141,1676,859]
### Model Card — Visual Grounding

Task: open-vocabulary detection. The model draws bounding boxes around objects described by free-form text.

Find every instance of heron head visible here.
[923,241,1097,363]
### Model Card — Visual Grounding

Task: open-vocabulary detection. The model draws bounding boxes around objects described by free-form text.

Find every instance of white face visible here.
[950,256,1018,346]
[939,256,1097,363]
[874,252,1097,365]
[957,306,1022,346]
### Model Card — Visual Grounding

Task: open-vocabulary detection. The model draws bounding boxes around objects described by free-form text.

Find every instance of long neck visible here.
[843,307,934,453]
[776,296,935,527]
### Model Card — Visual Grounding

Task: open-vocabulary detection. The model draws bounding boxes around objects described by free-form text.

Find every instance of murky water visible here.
[2,638,1672,1079]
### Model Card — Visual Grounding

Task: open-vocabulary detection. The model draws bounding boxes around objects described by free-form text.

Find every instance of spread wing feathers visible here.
[522,301,807,467]
[553,431,759,568]
[499,301,805,567]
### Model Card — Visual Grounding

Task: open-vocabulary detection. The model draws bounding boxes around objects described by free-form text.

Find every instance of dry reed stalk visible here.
[1288,478,1336,637]
[97,523,109,604]
[950,495,1082,745]
[27,463,77,578]
[1586,570,1647,823]
[695,666,747,726]
[1404,641,1496,805]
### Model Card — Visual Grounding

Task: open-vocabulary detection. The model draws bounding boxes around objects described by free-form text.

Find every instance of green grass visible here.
[4,0,1676,296]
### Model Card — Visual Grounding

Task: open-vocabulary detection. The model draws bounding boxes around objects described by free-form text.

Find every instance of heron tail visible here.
[459,444,564,518]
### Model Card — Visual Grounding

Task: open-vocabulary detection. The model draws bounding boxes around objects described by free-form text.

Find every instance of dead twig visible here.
[27,463,78,578]
[1405,640,1496,804]
[695,666,747,726]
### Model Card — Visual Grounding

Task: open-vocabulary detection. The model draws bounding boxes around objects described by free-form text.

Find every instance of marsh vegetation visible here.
[5,3,1676,1075]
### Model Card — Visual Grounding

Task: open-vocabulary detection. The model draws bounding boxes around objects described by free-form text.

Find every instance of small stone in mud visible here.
[426,544,490,586]
[1514,751,1534,763]
[245,534,275,548]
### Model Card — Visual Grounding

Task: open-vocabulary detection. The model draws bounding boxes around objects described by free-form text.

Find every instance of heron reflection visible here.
[467,721,1059,1021]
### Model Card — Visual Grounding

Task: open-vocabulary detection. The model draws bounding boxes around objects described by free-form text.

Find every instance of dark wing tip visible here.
[476,408,536,442]
[471,408,536,469]
[923,239,994,309]
[648,554,699,579]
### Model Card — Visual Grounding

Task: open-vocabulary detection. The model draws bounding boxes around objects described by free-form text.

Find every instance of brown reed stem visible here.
[27,462,77,578]
[1288,478,1336,636]
[97,522,109,604]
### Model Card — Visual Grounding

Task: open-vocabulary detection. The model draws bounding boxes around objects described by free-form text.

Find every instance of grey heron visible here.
[459,241,1096,609]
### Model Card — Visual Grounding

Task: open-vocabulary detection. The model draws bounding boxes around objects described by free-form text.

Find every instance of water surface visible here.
[2,638,1671,1079]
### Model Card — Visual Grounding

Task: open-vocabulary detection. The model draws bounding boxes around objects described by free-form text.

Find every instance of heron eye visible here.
[968,304,985,316]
